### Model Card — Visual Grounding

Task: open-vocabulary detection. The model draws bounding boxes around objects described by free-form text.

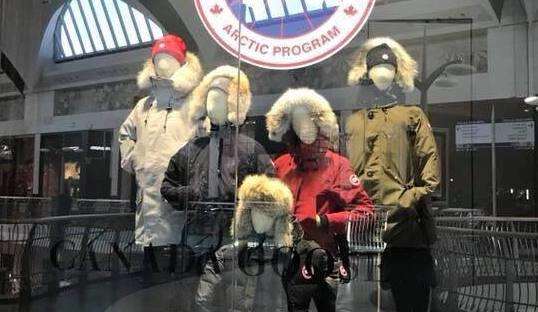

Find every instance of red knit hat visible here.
[151,34,187,64]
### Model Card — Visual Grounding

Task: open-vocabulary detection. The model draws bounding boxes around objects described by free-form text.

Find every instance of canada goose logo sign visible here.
[195,0,375,69]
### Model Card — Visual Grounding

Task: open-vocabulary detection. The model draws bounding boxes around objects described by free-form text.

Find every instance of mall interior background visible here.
[0,0,536,215]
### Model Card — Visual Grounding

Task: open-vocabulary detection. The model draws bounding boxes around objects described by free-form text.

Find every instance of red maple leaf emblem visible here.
[210,4,223,14]
[344,5,357,16]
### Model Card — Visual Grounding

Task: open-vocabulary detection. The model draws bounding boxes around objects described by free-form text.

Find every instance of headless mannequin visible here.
[291,106,318,145]
[363,63,402,107]
[369,63,396,92]
[151,53,183,106]
[154,53,181,78]
[346,44,439,312]
[251,209,275,236]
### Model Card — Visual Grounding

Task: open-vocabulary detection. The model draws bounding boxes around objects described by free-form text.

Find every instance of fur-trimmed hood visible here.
[266,88,339,148]
[137,52,203,94]
[189,66,252,136]
[232,174,294,247]
[348,37,417,92]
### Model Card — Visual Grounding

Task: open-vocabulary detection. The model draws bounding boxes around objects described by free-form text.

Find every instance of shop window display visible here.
[1,0,538,311]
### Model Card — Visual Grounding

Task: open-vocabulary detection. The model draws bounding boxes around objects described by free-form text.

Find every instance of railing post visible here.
[78,227,90,289]
[111,229,120,279]
[18,224,36,311]
[504,259,515,312]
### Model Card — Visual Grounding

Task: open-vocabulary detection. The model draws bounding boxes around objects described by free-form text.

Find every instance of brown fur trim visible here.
[348,37,417,92]
[231,174,294,246]
[189,66,252,136]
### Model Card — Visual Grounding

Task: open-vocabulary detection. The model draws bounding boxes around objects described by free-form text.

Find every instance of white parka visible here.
[119,53,205,246]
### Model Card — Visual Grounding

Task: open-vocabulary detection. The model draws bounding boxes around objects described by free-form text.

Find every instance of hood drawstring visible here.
[164,98,173,132]
[144,97,153,127]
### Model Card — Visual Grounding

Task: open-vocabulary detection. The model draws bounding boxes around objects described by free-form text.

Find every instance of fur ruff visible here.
[266,88,339,148]
[137,52,203,94]
[232,174,294,247]
[189,66,252,136]
[348,37,417,92]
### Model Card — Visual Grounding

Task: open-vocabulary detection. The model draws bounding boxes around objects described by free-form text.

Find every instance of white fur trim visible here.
[266,88,339,147]
[189,65,252,136]
[348,37,417,92]
[137,52,203,94]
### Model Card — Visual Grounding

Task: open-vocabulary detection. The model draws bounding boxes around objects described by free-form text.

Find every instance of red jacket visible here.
[274,150,374,254]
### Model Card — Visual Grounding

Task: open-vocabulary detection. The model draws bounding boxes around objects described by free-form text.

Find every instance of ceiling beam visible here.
[479,0,503,22]
[372,0,485,20]
[520,0,535,21]
[0,53,25,95]
[138,0,199,52]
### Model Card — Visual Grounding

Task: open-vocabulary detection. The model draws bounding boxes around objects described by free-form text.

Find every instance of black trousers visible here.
[284,270,339,312]
[381,248,435,312]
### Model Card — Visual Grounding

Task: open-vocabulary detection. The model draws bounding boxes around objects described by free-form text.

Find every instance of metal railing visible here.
[0,197,53,219]
[0,203,536,311]
[0,196,132,218]
[0,213,142,303]
[346,210,538,312]
[434,217,538,312]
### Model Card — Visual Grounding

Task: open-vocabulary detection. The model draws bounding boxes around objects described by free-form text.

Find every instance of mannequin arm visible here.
[323,158,375,233]
[398,108,440,209]
[160,148,197,208]
[118,103,140,174]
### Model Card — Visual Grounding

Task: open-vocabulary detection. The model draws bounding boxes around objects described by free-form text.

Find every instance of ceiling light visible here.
[445,63,476,76]
[524,95,538,106]
[434,75,458,88]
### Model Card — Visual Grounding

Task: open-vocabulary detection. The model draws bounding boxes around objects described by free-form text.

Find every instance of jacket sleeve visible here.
[118,100,142,174]
[160,147,196,208]
[324,158,374,233]
[255,142,276,177]
[398,108,440,209]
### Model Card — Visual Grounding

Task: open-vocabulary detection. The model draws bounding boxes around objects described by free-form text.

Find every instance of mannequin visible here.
[119,34,203,247]
[266,88,374,312]
[160,66,273,243]
[346,37,440,312]
[194,174,295,312]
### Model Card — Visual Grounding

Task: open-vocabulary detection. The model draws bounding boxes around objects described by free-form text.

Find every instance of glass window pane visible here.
[132,8,151,42]
[63,11,84,55]
[92,0,117,49]
[60,27,73,57]
[102,0,127,47]
[70,0,94,53]
[79,0,105,51]
[148,19,163,39]
[117,0,140,45]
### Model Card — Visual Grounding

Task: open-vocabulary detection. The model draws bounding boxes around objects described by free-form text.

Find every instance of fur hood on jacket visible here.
[266,88,339,149]
[348,37,418,92]
[189,66,252,136]
[232,174,294,247]
[137,52,204,95]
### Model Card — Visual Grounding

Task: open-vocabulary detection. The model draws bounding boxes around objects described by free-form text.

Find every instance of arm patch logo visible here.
[349,174,361,186]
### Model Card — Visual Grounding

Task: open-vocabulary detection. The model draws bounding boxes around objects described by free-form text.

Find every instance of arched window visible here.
[54,0,165,61]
